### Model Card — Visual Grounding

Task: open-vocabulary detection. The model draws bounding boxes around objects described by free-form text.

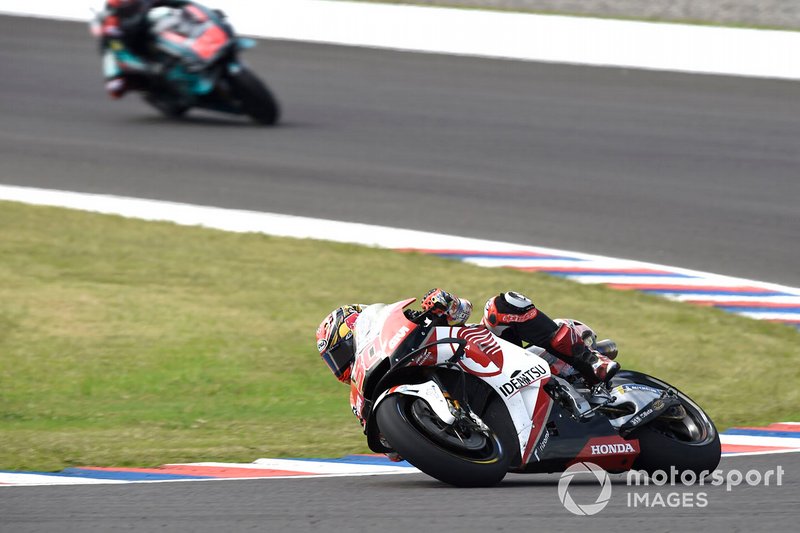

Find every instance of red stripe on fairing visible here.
[192,25,229,60]
[768,318,800,324]
[78,466,314,478]
[162,31,187,45]
[566,436,640,471]
[521,380,553,464]
[721,444,793,453]
[606,284,777,293]
[185,4,209,21]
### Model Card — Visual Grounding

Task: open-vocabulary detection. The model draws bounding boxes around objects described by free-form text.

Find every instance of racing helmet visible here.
[316,306,361,383]
[108,0,153,28]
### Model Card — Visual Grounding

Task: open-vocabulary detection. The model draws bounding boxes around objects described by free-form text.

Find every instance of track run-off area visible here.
[1,7,799,533]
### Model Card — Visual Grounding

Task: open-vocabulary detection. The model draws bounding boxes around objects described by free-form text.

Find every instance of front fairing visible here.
[422,326,553,462]
[349,300,555,463]
[349,299,419,424]
[149,6,237,77]
[350,299,628,471]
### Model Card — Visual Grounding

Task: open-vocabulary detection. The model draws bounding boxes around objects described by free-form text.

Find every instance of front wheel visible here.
[375,395,510,487]
[226,67,280,125]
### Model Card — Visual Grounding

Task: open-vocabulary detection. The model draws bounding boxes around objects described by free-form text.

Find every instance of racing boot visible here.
[578,348,620,384]
[105,76,127,99]
[549,323,620,384]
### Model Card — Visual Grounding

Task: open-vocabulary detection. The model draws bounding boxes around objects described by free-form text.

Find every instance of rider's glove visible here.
[421,288,472,326]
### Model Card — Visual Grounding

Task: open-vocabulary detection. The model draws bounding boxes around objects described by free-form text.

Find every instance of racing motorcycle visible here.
[91,5,279,124]
[351,299,721,487]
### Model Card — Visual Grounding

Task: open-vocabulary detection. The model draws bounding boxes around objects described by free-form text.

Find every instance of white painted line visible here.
[171,460,415,474]
[665,295,800,305]
[736,312,800,321]
[252,458,414,475]
[719,434,800,449]
[722,448,800,457]
[0,473,129,486]
[2,184,800,316]
[467,260,668,271]
[0,0,799,80]
[558,276,762,287]
[0,471,421,487]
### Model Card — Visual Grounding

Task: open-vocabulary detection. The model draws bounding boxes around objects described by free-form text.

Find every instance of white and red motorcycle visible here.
[350,299,721,487]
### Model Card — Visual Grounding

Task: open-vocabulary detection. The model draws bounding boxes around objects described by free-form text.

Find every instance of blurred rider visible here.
[95,0,202,98]
[315,288,620,386]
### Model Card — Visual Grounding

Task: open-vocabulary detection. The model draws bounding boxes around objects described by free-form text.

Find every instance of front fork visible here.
[373,376,491,449]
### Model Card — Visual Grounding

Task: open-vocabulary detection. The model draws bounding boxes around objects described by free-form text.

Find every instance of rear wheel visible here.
[143,93,190,118]
[226,67,280,125]
[619,373,721,476]
[376,394,510,487]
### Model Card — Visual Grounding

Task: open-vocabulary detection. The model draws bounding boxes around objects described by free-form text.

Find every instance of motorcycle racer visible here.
[95,0,210,98]
[316,288,620,386]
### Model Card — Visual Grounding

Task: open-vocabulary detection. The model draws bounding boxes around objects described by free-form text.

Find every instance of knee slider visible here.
[500,291,534,312]
[482,292,538,330]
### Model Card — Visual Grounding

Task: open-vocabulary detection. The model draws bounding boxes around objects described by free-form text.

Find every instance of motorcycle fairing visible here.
[373,381,457,426]
[350,300,640,470]
[422,326,555,465]
[350,299,418,425]
[515,405,640,473]
[104,47,147,78]
[159,24,229,63]
[350,300,555,463]
[151,6,233,69]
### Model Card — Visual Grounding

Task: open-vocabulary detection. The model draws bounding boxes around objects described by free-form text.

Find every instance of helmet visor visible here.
[321,337,355,380]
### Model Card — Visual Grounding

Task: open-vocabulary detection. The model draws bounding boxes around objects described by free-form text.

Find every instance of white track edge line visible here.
[2,184,799,299]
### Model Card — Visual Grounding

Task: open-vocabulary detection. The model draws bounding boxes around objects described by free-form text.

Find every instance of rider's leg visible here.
[481,292,619,384]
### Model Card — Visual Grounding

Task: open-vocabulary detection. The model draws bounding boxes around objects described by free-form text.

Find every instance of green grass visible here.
[1,200,798,471]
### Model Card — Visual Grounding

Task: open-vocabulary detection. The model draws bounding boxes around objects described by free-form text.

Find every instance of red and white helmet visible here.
[316,305,362,383]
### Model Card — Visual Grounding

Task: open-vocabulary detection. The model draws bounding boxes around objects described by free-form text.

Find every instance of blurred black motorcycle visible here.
[91,4,280,124]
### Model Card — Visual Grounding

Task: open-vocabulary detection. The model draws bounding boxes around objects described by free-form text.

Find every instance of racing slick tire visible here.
[619,372,722,477]
[227,67,280,125]
[376,394,511,487]
[143,94,190,118]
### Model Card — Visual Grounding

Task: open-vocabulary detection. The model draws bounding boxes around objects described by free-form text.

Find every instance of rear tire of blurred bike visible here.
[227,67,280,125]
[143,94,190,119]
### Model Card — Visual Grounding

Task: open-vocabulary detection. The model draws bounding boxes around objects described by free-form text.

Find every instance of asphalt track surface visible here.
[2,454,799,532]
[2,16,800,287]
[2,15,800,533]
